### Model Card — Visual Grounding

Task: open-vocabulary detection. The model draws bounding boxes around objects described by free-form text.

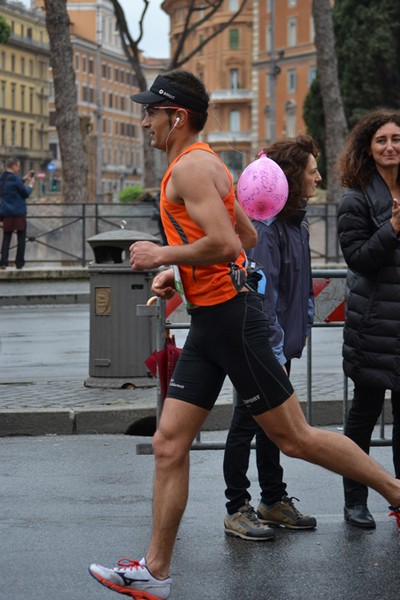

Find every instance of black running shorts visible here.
[167,292,293,415]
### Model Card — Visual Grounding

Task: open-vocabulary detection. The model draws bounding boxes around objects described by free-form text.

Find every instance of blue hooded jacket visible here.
[247,210,314,365]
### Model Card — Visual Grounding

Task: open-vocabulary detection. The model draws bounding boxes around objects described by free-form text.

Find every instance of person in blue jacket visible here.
[0,157,34,270]
[223,135,322,541]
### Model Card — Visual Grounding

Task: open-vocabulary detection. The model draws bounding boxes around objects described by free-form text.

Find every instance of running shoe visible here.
[389,506,400,533]
[88,557,171,600]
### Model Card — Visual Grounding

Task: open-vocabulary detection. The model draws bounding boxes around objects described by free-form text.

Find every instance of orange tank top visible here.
[160,142,247,307]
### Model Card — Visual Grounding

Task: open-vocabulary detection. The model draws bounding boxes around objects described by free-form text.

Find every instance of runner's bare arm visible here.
[130,152,242,270]
[234,200,257,250]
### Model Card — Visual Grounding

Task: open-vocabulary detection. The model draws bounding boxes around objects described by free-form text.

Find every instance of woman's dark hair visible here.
[338,108,400,189]
[162,70,209,132]
[262,135,319,221]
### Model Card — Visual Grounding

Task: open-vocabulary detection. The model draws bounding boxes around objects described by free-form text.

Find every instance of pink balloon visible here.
[237,152,289,220]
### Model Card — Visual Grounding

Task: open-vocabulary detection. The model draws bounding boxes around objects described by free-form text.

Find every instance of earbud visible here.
[175,117,181,124]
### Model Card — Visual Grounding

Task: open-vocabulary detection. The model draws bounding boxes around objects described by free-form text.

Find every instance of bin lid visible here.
[87,229,160,265]
[87,229,159,245]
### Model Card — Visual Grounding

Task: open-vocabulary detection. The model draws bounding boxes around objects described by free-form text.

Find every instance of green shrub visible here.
[118,184,144,203]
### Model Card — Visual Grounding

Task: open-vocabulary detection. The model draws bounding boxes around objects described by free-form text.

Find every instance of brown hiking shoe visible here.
[257,496,317,530]
[224,500,275,541]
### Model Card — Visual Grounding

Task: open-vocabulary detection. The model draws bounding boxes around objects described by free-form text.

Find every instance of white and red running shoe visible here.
[389,506,400,534]
[88,557,171,600]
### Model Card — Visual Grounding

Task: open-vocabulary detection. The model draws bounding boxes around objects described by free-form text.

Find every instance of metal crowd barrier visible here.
[136,268,391,454]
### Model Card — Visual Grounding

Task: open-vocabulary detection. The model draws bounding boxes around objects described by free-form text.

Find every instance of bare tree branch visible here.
[171,0,249,69]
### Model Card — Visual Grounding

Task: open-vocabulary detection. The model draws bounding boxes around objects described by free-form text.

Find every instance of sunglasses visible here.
[143,105,195,118]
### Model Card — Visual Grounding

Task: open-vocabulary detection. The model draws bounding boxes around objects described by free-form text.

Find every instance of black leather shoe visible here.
[344,505,376,529]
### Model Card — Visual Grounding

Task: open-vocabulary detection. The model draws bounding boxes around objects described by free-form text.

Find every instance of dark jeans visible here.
[343,384,400,506]
[0,227,26,268]
[223,362,291,514]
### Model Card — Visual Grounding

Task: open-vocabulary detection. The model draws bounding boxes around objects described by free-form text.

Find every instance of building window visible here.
[50,142,58,159]
[11,121,16,146]
[39,61,47,79]
[264,105,272,142]
[49,111,56,126]
[20,57,25,75]
[89,87,94,103]
[229,28,239,49]
[114,67,119,82]
[1,52,5,70]
[310,15,315,42]
[21,85,25,111]
[308,65,317,87]
[89,58,94,74]
[27,27,32,39]
[11,54,15,71]
[285,100,296,137]
[82,86,87,102]
[109,92,113,108]
[11,83,16,110]
[82,56,87,72]
[266,23,272,52]
[1,119,5,145]
[229,110,240,133]
[29,124,34,147]
[20,122,25,148]
[287,69,297,93]
[265,73,270,98]
[0,81,5,108]
[229,68,239,90]
[287,17,297,47]
[29,88,34,113]
[29,59,34,76]
[102,63,107,78]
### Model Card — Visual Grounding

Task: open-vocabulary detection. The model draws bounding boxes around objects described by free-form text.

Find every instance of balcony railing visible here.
[210,88,253,101]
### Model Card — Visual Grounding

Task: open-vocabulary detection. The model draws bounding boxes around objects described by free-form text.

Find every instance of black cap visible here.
[130,75,208,113]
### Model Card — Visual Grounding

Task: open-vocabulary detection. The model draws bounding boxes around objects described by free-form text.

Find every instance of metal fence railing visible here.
[136,269,391,454]
[0,202,342,267]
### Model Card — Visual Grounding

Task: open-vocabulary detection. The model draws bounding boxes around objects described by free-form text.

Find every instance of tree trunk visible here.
[44,0,88,203]
[312,0,348,260]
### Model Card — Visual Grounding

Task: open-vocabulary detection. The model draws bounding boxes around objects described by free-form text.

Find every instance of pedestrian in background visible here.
[223,135,320,541]
[0,157,34,270]
[338,108,400,528]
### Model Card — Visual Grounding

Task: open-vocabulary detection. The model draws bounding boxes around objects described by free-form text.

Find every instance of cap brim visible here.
[130,89,163,104]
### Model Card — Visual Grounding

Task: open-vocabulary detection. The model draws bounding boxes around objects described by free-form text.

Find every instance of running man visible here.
[89,70,400,600]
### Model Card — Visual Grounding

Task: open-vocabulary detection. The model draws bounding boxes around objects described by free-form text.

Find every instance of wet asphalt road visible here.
[1,433,398,600]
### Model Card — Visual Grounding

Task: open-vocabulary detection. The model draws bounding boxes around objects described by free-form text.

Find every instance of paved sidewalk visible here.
[0,268,392,438]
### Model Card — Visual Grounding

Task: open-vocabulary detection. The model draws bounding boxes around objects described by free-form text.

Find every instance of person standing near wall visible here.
[338,109,400,528]
[0,157,34,270]
[223,136,321,541]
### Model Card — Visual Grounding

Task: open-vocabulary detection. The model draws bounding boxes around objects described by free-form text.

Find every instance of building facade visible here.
[253,0,316,154]
[0,1,51,175]
[47,0,144,201]
[163,0,254,181]
[162,0,317,177]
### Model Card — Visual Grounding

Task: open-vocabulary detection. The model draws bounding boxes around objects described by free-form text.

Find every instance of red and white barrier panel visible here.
[313,278,346,323]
